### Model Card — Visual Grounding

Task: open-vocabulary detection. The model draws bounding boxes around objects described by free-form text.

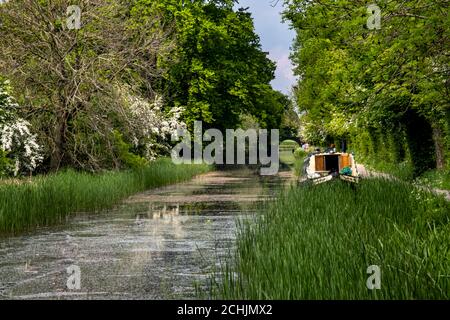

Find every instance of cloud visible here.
[269,49,297,94]
[235,0,297,94]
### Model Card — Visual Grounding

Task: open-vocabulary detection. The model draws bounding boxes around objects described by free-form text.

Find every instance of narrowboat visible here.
[303,152,360,185]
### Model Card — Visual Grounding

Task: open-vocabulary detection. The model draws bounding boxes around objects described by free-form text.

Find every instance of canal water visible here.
[0,168,293,300]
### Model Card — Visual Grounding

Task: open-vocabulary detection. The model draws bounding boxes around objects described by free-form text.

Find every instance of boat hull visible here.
[311,174,360,185]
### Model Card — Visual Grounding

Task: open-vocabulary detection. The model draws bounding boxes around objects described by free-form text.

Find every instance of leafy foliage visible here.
[283,0,449,175]
[0,0,288,175]
[0,81,42,176]
[145,0,287,130]
[0,0,177,171]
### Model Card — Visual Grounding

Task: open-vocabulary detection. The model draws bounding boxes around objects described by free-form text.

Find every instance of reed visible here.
[0,158,210,235]
[213,178,450,299]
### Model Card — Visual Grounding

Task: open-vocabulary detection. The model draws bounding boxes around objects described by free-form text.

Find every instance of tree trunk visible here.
[432,126,446,170]
[50,116,65,171]
[50,106,67,171]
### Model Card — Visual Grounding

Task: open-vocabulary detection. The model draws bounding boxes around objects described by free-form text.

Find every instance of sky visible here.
[234,0,297,94]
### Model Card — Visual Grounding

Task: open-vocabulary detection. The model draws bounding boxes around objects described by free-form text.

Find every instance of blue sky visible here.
[234,0,297,94]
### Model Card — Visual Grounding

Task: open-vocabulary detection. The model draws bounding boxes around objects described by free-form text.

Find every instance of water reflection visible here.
[0,169,293,300]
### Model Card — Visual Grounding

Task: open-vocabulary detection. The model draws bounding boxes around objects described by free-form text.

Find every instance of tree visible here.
[147,0,285,130]
[0,0,174,170]
[283,0,449,175]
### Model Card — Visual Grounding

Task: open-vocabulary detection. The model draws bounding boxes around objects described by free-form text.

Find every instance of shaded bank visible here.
[0,159,210,235]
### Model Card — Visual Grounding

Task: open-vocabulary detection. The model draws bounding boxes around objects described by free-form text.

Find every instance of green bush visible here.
[416,169,450,190]
[294,147,308,160]
[0,149,13,177]
[292,148,309,177]
[280,140,299,147]
[113,130,148,169]
[213,179,450,299]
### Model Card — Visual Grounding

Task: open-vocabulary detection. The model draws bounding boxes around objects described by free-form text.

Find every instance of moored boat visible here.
[303,152,360,185]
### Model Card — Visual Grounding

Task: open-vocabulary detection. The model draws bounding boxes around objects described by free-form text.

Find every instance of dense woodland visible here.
[0,0,448,182]
[283,0,449,178]
[0,0,294,176]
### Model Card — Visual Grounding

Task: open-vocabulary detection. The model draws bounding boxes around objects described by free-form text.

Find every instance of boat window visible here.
[325,155,339,173]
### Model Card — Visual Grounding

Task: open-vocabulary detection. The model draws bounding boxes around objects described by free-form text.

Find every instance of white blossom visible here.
[0,82,43,175]
[117,86,185,162]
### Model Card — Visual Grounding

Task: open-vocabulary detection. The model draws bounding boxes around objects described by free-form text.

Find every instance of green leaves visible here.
[151,0,283,130]
[284,0,449,171]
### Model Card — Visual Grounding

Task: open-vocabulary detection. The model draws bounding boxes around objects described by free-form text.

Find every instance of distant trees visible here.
[284,0,449,175]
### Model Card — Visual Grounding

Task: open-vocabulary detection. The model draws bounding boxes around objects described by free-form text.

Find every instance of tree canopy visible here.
[0,0,288,174]
[283,0,449,175]
[147,0,287,130]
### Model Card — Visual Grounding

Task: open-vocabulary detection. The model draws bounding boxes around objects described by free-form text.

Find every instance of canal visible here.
[0,168,293,299]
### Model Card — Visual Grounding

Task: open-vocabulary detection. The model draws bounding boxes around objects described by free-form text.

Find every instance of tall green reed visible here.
[0,158,210,235]
[214,178,450,299]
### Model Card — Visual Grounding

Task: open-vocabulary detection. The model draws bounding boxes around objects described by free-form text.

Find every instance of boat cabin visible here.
[305,152,359,184]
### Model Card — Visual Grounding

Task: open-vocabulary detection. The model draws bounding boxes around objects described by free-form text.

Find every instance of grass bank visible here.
[213,178,450,299]
[359,156,449,191]
[416,169,450,191]
[0,158,211,235]
[361,158,415,181]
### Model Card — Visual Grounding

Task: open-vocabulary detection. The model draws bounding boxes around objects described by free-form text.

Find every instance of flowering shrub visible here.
[118,87,185,162]
[0,81,43,176]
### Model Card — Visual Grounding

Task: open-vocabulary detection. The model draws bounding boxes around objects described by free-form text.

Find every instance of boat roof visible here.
[313,152,349,156]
